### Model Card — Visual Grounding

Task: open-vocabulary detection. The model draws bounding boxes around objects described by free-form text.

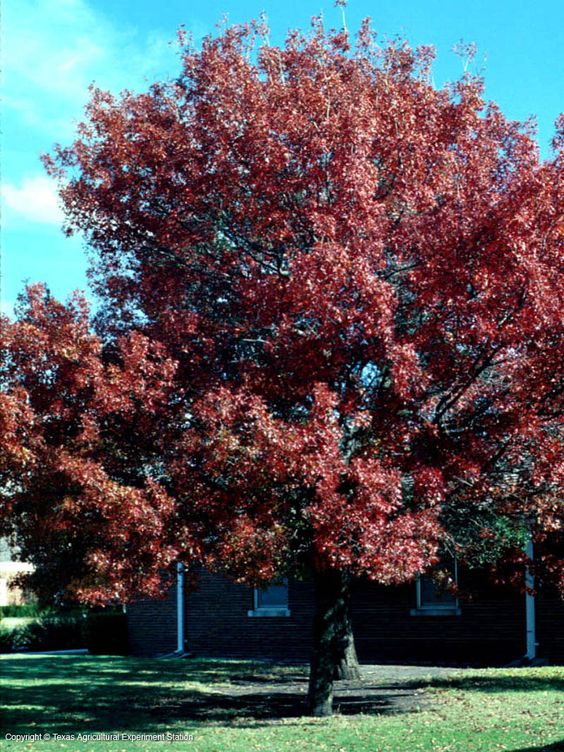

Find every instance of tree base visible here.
[334,659,362,681]
[307,568,361,715]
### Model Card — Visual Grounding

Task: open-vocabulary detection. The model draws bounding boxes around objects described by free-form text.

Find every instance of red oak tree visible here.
[0,286,178,602]
[2,19,563,715]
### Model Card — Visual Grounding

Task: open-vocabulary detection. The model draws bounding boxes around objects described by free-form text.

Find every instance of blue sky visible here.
[1,0,562,316]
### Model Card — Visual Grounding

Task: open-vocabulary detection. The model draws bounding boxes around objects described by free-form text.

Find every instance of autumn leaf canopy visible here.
[1,18,562,603]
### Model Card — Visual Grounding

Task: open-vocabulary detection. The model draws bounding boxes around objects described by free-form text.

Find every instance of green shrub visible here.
[84,611,128,655]
[0,625,33,652]
[0,608,128,654]
[0,626,16,652]
[22,613,87,651]
[0,613,86,652]
[0,603,40,619]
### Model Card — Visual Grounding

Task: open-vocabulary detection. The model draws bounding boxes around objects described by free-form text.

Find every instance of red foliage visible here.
[2,20,562,601]
[0,286,178,603]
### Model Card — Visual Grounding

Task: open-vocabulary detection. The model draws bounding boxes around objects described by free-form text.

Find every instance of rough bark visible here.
[333,578,361,680]
[307,568,361,716]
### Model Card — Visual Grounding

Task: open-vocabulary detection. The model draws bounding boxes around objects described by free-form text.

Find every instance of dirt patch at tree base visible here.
[151,664,460,723]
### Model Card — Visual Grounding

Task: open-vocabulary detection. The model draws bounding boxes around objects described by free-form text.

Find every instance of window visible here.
[248,580,290,617]
[411,558,461,616]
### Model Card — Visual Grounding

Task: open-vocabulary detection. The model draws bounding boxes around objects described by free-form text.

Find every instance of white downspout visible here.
[177,562,185,654]
[525,535,536,661]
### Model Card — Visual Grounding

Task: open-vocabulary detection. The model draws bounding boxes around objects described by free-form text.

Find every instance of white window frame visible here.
[247,579,291,618]
[410,558,461,616]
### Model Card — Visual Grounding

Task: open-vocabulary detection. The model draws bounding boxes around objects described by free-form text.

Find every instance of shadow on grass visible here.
[0,655,426,733]
[2,686,415,733]
[1,656,562,735]
[0,655,269,686]
[509,742,564,752]
[402,674,564,694]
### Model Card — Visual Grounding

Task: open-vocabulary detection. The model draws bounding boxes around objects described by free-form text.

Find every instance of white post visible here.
[177,562,185,654]
[525,535,536,661]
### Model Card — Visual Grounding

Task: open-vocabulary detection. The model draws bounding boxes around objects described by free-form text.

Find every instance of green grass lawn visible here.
[0,618,34,630]
[1,655,562,752]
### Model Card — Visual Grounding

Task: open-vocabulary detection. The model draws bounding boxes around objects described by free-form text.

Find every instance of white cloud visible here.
[1,176,64,226]
[0,0,207,310]
[2,0,182,140]
[0,299,16,319]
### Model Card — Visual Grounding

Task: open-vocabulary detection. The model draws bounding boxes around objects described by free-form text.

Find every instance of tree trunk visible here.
[307,568,361,716]
[333,577,361,680]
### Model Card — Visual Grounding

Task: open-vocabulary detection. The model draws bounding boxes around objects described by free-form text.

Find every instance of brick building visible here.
[127,566,564,665]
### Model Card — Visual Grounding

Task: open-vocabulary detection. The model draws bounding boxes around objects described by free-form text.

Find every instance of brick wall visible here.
[127,568,564,664]
[185,570,313,661]
[536,584,564,662]
[351,573,525,664]
[126,583,177,656]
